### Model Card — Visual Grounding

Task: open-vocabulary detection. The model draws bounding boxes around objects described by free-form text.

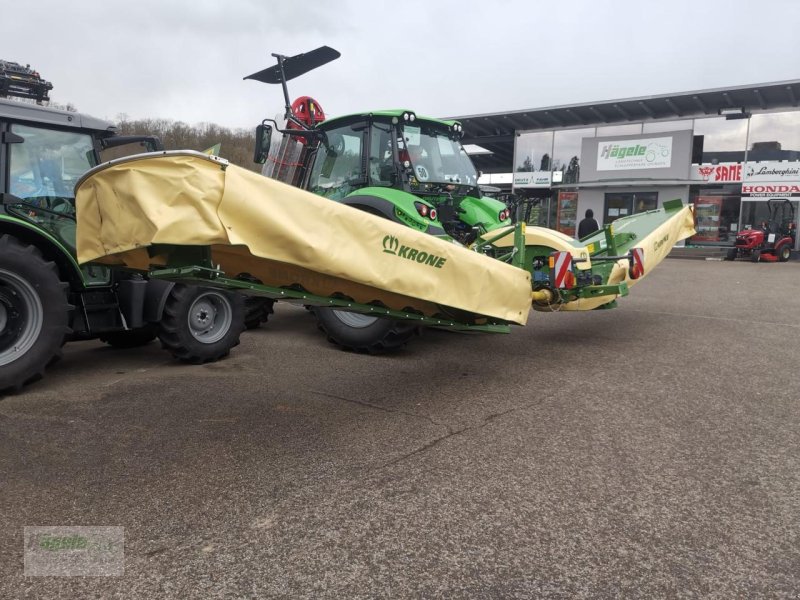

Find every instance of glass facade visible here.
[514,131,553,172]
[552,128,592,184]
[692,116,748,164]
[747,112,800,161]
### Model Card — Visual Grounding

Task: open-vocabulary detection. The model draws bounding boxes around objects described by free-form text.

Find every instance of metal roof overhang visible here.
[448,80,800,173]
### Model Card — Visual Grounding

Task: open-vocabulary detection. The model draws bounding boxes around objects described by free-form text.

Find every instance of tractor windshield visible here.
[400,123,479,188]
[6,124,96,251]
[8,124,95,215]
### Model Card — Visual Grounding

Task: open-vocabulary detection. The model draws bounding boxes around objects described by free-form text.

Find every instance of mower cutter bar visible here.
[149,265,513,334]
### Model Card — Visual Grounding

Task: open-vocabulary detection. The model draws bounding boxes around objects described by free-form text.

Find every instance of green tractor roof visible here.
[319,109,460,131]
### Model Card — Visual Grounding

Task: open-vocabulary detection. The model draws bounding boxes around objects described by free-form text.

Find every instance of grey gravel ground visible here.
[1,259,799,599]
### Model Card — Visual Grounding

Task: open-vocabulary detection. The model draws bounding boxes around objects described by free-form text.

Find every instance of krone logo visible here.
[381,235,448,269]
[383,235,399,255]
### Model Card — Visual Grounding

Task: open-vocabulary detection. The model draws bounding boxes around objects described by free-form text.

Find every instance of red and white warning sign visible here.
[628,247,645,279]
[551,251,574,289]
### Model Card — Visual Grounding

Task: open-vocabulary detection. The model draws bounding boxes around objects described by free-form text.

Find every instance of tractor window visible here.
[8,124,95,211]
[368,123,394,187]
[401,123,478,188]
[308,125,364,200]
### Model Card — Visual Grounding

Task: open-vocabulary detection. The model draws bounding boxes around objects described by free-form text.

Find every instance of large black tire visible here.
[157,285,245,363]
[314,307,419,354]
[751,250,761,263]
[778,245,792,262]
[243,297,275,330]
[0,235,71,392]
[726,247,738,261]
[99,324,158,349]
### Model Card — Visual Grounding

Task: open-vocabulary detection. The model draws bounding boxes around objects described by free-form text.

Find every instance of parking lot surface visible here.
[1,259,799,598]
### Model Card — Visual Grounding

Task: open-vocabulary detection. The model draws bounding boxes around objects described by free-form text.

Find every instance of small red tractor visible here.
[727,199,796,262]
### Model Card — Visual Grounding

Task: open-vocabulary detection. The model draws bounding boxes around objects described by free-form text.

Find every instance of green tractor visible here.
[0,87,244,392]
[245,47,670,353]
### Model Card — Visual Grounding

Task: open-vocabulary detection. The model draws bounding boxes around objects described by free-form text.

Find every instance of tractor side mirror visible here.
[253,124,272,164]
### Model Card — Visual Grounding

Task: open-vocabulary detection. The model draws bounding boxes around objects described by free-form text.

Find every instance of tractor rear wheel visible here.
[778,245,792,262]
[157,285,245,363]
[0,235,71,392]
[314,308,419,354]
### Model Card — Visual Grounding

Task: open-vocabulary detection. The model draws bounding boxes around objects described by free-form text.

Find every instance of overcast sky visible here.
[3,0,799,130]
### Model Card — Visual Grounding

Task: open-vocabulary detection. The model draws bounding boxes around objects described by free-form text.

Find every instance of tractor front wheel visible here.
[157,285,245,363]
[0,235,71,392]
[726,247,738,261]
[314,308,419,354]
[751,250,761,263]
[244,297,275,330]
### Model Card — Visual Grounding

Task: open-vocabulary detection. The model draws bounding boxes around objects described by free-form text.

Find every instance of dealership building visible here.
[455,80,800,249]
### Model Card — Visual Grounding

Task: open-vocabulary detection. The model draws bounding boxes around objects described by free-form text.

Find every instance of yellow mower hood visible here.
[76,151,533,325]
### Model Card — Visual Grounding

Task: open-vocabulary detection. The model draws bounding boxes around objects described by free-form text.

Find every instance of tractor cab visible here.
[302,110,509,244]
[247,47,511,245]
[2,100,161,260]
[305,112,480,197]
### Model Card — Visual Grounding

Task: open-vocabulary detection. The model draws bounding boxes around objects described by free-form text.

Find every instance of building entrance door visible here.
[603,192,658,224]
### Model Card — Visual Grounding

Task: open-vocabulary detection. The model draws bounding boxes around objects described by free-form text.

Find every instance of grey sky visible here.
[3,0,799,130]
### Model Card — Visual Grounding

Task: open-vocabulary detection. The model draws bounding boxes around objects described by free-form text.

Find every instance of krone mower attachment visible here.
[75,151,694,342]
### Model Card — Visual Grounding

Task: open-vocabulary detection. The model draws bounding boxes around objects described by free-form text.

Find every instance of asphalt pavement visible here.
[1,259,799,598]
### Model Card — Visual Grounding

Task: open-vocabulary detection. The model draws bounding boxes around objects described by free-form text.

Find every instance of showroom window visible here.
[553,128,593,184]
[746,111,800,162]
[688,185,741,245]
[514,131,554,172]
[692,116,748,164]
[602,192,657,224]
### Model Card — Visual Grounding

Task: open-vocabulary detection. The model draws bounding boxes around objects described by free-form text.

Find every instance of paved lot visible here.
[1,259,799,598]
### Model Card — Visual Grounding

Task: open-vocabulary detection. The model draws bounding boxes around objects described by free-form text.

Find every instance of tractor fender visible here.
[111,277,175,328]
[143,278,176,323]
[0,215,83,286]
[343,188,446,236]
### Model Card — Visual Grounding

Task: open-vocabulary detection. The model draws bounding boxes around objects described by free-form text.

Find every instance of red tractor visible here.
[727,199,796,262]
